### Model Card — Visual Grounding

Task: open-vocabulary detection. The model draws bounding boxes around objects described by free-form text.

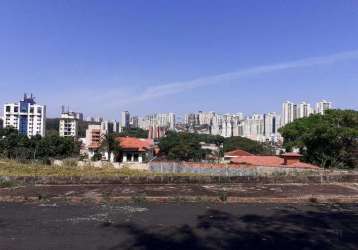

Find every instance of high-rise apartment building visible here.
[281,101,297,126]
[298,102,313,118]
[264,112,281,141]
[130,116,139,128]
[59,112,78,137]
[315,100,332,115]
[121,111,130,128]
[3,94,46,137]
[139,113,175,130]
[101,120,121,134]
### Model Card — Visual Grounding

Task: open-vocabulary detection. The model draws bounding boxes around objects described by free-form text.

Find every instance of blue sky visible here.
[0,0,357,119]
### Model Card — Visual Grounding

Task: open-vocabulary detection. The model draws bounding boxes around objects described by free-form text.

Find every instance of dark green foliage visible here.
[223,136,274,155]
[45,118,60,135]
[100,133,122,161]
[118,128,148,138]
[159,132,222,162]
[91,152,102,161]
[0,127,80,161]
[279,109,358,169]
[159,131,271,162]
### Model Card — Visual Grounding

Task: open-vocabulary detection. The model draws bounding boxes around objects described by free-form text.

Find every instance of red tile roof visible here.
[224,149,253,157]
[116,137,154,152]
[230,155,319,169]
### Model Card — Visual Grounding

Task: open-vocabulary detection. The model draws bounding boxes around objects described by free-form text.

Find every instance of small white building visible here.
[59,112,78,138]
[116,137,154,163]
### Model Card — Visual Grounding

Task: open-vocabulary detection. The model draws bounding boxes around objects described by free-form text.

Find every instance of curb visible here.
[1,195,358,204]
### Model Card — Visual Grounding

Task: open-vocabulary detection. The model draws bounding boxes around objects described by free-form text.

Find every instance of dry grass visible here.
[0,160,151,177]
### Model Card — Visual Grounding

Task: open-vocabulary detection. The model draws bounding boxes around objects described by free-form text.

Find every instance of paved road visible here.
[0,202,358,250]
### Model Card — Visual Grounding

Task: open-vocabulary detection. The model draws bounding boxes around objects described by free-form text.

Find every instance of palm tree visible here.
[101,133,122,162]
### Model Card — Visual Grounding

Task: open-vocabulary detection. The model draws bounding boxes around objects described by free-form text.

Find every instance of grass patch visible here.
[0,178,17,188]
[131,193,147,204]
[218,190,228,202]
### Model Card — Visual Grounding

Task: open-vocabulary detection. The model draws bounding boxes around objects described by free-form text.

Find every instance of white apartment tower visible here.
[315,100,332,115]
[298,102,313,118]
[59,112,78,137]
[281,101,297,126]
[3,94,46,137]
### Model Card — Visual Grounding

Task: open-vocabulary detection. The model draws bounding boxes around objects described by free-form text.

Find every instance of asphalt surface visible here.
[0,202,358,250]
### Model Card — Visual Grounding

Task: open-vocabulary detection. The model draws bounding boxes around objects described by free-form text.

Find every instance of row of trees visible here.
[0,127,80,162]
[279,109,358,169]
[158,131,273,162]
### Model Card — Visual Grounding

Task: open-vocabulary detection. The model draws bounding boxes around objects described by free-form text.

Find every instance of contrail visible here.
[108,49,358,105]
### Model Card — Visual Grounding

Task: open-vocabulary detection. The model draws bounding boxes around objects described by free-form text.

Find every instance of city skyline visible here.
[0,1,357,118]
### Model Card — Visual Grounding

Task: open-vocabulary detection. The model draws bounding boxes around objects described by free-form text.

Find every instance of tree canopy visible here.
[223,136,274,155]
[118,128,148,138]
[100,133,122,161]
[279,109,358,168]
[0,127,80,162]
[158,131,272,162]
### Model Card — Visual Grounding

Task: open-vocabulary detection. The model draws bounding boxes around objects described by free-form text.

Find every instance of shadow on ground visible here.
[104,205,358,250]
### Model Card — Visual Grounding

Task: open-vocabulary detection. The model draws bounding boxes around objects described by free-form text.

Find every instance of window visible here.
[30,107,34,113]
[6,106,10,112]
[14,107,18,112]
[37,107,42,114]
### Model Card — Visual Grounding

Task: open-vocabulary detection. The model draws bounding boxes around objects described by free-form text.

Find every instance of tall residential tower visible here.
[3,94,46,137]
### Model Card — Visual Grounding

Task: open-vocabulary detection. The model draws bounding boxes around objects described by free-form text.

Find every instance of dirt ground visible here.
[1,183,358,203]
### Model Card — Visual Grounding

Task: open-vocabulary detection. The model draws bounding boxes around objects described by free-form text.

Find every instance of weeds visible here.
[218,190,228,202]
[132,193,147,204]
[0,179,17,188]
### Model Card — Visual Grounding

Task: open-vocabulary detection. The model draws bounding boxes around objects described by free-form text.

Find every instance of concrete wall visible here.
[1,173,358,185]
[148,162,318,177]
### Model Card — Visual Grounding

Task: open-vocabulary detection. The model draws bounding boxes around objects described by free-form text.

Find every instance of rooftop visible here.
[116,137,154,152]
[230,155,319,169]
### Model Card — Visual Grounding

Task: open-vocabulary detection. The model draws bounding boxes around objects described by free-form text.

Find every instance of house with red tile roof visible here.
[116,137,155,163]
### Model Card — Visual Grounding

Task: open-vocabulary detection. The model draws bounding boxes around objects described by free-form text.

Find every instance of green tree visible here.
[159,131,269,162]
[0,127,80,161]
[223,136,274,155]
[279,109,358,168]
[118,128,148,138]
[100,133,122,161]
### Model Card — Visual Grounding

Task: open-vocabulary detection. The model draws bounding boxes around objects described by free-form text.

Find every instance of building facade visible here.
[298,102,313,118]
[315,100,332,115]
[281,101,297,126]
[3,94,46,137]
[121,111,130,129]
[59,112,78,137]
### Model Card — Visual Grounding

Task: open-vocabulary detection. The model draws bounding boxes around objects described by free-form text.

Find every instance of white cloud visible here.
[109,49,358,105]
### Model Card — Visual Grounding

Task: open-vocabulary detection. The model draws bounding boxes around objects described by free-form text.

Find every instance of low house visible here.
[116,137,155,163]
[229,152,319,169]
